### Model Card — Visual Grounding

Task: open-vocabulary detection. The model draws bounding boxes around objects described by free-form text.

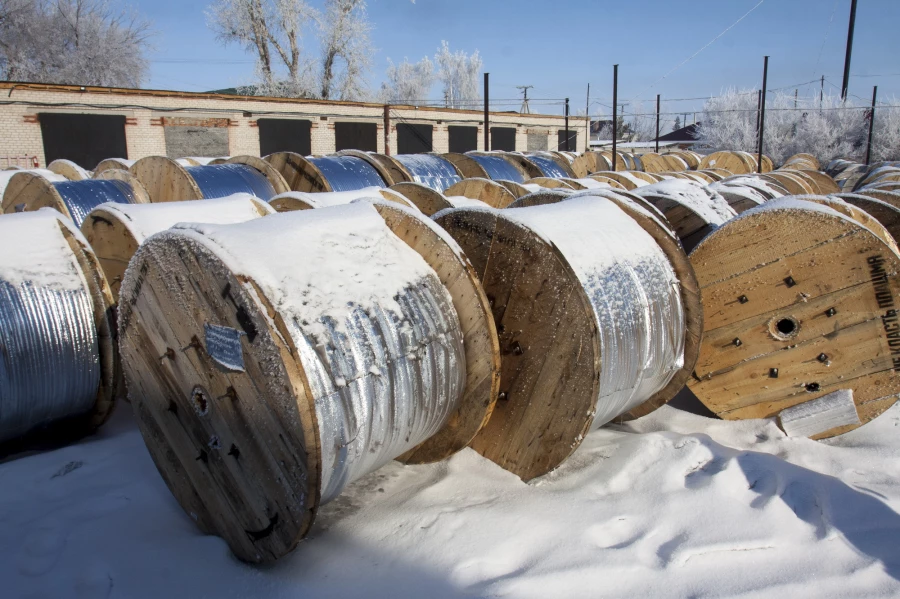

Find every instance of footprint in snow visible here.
[584,517,644,550]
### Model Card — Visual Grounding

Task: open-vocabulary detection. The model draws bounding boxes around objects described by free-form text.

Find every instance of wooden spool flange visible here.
[264,152,332,192]
[441,153,490,179]
[389,182,454,215]
[81,196,273,302]
[835,194,900,245]
[94,158,135,173]
[130,156,204,203]
[633,182,737,251]
[48,159,89,180]
[338,151,405,185]
[688,198,900,438]
[523,177,575,190]
[496,180,532,198]
[117,202,499,562]
[444,178,516,208]
[269,189,417,212]
[226,156,291,195]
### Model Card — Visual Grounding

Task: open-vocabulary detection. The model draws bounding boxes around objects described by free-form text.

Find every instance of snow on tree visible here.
[672,116,682,131]
[872,99,900,162]
[627,101,657,142]
[434,41,481,109]
[317,0,372,101]
[0,0,153,88]
[379,56,434,105]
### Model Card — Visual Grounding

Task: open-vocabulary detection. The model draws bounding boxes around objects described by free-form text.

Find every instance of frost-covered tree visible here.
[628,102,657,142]
[435,40,481,109]
[672,115,681,131]
[318,0,371,101]
[0,0,152,87]
[872,99,900,162]
[380,56,434,105]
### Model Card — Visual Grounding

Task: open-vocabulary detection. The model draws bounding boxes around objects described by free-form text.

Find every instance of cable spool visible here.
[1,171,150,226]
[0,209,119,448]
[561,178,611,190]
[443,178,517,208]
[688,198,900,439]
[464,153,527,183]
[389,182,456,215]
[269,188,417,212]
[833,194,900,244]
[523,177,575,190]
[48,159,91,181]
[94,158,135,174]
[265,152,386,193]
[117,201,499,562]
[590,171,651,190]
[335,150,407,186]
[708,177,783,214]
[440,152,491,179]
[391,154,463,191]
[854,188,900,207]
[81,194,274,302]
[434,196,697,478]
[0,168,66,198]
[632,179,737,251]
[524,153,576,179]
[493,153,543,180]
[495,180,531,198]
[131,156,287,203]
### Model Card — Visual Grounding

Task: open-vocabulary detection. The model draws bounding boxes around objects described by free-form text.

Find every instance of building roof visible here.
[656,123,700,142]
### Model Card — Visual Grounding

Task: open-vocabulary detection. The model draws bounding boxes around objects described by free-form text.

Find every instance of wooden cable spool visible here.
[496,179,532,198]
[433,196,698,478]
[131,156,287,203]
[81,195,274,302]
[0,209,120,448]
[688,198,900,438]
[523,177,575,190]
[118,201,500,562]
[94,158,135,173]
[632,180,737,251]
[441,153,491,179]
[833,194,900,244]
[264,152,332,193]
[224,156,291,195]
[762,171,815,195]
[699,151,755,174]
[335,150,405,185]
[855,188,900,208]
[665,150,701,170]
[48,159,90,180]
[783,153,821,171]
[589,171,648,190]
[638,153,670,173]
[443,178,516,208]
[269,188,414,212]
[1,170,150,224]
[389,181,455,215]
[587,174,626,189]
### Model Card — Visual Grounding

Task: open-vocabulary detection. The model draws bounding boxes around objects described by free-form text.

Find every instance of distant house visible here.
[656,122,700,145]
[590,122,701,153]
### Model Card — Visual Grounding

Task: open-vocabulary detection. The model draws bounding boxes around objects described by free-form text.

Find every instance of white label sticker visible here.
[205,323,245,372]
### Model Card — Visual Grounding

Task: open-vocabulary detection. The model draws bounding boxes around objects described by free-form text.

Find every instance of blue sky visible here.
[140,0,900,121]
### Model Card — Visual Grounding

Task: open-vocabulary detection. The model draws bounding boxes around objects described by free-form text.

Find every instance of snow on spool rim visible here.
[117,200,499,563]
[47,158,91,181]
[81,194,273,302]
[833,194,900,247]
[269,187,418,212]
[433,196,690,480]
[94,158,135,173]
[0,209,120,449]
[389,181,455,215]
[443,178,517,208]
[687,197,900,439]
[0,170,150,227]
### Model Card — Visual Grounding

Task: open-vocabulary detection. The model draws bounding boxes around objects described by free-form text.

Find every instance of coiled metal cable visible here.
[185,164,277,201]
[392,154,462,192]
[505,196,685,426]
[526,154,570,179]
[53,179,137,227]
[0,210,100,444]
[308,156,386,192]
[466,154,525,183]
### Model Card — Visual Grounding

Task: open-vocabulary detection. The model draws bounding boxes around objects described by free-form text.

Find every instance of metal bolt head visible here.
[769,368,779,378]
[784,276,797,288]
[733,338,742,347]
[825,307,837,317]
[738,295,749,304]
[498,392,508,401]
[512,342,524,356]
[817,353,828,363]
[806,382,820,392]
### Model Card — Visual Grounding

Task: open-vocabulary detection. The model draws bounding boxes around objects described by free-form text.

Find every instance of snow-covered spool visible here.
[265,152,386,193]
[495,179,531,198]
[589,170,651,190]
[268,188,415,212]
[117,201,499,562]
[0,209,120,447]
[391,154,463,191]
[0,168,66,200]
[389,181,456,215]
[131,156,288,203]
[443,178,517,208]
[570,151,612,177]
[1,170,150,226]
[94,158,135,173]
[688,197,900,439]
[48,159,90,181]
[833,194,900,244]
[699,151,773,174]
[81,194,274,302]
[523,177,575,190]
[434,195,699,479]
[782,153,821,171]
[632,179,737,250]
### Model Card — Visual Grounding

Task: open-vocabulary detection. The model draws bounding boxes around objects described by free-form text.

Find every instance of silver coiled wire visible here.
[505,196,685,426]
[0,212,100,444]
[526,154,569,179]
[392,154,462,191]
[186,164,277,201]
[309,156,387,191]
[53,179,137,227]
[467,154,525,182]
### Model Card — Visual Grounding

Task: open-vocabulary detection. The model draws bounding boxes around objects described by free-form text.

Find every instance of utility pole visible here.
[484,72,490,151]
[655,94,661,153]
[794,88,798,108]
[865,85,878,165]
[516,85,533,114]
[383,104,391,155]
[564,98,570,151]
[585,83,591,152]
[758,56,769,174]
[612,64,618,171]
[756,90,762,136]
[841,0,858,101]
[820,75,825,106]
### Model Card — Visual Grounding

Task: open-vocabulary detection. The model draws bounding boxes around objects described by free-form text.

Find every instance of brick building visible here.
[0,82,587,169]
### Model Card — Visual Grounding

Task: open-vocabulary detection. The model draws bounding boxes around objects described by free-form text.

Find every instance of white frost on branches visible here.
[207,0,372,100]
[435,41,481,109]
[379,56,434,105]
[693,88,892,164]
[0,0,153,87]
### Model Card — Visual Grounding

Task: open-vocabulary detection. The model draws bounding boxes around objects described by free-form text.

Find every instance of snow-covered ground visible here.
[3,401,900,599]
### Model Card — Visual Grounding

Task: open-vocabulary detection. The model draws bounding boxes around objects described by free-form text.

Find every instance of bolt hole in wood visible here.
[191,385,210,417]
[770,316,800,340]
